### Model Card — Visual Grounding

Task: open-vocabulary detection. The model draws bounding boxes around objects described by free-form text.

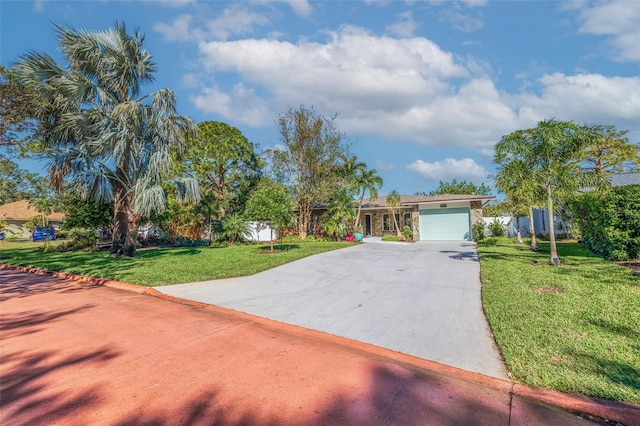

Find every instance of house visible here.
[0,200,65,238]
[344,194,494,241]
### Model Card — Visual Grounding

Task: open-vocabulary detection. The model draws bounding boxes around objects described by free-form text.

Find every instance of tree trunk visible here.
[298,205,310,239]
[354,190,365,228]
[111,165,136,256]
[528,206,538,251]
[547,186,559,265]
[515,216,523,244]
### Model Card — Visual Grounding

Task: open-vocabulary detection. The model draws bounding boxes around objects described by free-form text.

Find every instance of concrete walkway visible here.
[5,268,635,425]
[157,241,507,379]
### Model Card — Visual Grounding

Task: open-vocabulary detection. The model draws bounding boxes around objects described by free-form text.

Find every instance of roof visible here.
[361,194,495,208]
[610,173,640,187]
[0,200,65,221]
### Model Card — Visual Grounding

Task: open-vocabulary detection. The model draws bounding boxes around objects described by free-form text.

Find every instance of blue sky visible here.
[1,0,639,195]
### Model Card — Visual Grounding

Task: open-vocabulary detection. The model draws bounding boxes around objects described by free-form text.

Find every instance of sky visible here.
[1,0,639,196]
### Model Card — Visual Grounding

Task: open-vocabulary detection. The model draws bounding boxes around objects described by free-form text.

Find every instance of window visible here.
[404,213,411,228]
[383,214,391,231]
[394,213,400,229]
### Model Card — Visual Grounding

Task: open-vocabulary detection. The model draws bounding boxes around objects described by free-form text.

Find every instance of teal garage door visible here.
[419,208,471,241]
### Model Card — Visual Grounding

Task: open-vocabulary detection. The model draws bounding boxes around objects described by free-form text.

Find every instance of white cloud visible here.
[144,0,196,8]
[575,0,640,61]
[205,4,269,40]
[154,14,194,42]
[285,0,313,17]
[34,0,45,12]
[516,73,640,128]
[385,11,419,38]
[375,160,396,171]
[189,83,270,127]
[406,158,489,182]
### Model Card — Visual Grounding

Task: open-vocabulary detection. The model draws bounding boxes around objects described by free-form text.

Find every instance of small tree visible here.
[245,179,294,251]
[386,190,403,239]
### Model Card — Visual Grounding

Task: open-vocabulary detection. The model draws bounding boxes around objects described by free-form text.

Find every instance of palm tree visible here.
[15,22,199,256]
[386,190,403,239]
[496,119,592,264]
[28,196,52,226]
[354,168,383,229]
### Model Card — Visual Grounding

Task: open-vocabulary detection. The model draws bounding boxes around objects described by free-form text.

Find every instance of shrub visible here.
[49,228,97,252]
[381,234,400,241]
[487,219,506,237]
[570,185,640,260]
[472,222,485,241]
[402,225,412,240]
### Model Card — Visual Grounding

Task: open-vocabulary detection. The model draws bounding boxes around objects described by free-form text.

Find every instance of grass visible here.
[478,237,640,405]
[0,240,351,286]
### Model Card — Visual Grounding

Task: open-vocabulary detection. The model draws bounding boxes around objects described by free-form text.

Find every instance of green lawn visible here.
[478,238,640,405]
[0,240,351,286]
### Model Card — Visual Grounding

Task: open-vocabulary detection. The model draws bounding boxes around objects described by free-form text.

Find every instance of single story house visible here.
[310,194,494,241]
[0,200,65,238]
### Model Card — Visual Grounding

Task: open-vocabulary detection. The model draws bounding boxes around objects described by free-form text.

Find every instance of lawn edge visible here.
[3,262,640,425]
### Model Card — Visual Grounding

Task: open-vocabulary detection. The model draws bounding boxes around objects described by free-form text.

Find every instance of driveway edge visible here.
[3,263,639,425]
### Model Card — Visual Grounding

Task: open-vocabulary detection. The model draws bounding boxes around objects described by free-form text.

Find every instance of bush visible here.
[488,219,506,237]
[570,185,640,260]
[381,234,400,241]
[472,222,485,241]
[402,225,412,240]
[49,228,97,252]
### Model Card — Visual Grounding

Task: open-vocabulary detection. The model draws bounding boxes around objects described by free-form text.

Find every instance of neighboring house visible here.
[609,172,640,187]
[0,200,65,238]
[311,194,493,241]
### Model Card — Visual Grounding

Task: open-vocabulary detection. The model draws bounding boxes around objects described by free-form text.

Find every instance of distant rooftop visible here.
[610,173,640,187]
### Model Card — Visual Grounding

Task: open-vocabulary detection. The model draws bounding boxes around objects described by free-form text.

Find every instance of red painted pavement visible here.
[1,267,638,425]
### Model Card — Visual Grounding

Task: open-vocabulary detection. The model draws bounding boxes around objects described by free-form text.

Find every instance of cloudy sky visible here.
[2,0,639,195]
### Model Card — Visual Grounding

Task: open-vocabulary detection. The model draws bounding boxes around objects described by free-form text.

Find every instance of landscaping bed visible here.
[478,238,640,405]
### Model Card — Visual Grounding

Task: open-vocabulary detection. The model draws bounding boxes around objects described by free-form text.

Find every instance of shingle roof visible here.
[361,194,494,208]
[0,200,65,221]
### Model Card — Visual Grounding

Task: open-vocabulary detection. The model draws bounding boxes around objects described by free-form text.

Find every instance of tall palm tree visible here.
[386,190,403,239]
[496,119,592,264]
[15,22,199,256]
[354,168,383,229]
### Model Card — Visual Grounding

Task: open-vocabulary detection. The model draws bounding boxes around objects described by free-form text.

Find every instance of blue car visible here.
[32,226,56,241]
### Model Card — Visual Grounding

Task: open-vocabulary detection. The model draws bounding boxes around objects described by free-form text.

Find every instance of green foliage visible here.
[52,228,97,252]
[479,239,640,404]
[472,222,486,241]
[381,234,400,241]
[14,22,198,257]
[322,188,356,240]
[59,195,113,230]
[245,179,294,231]
[427,179,492,196]
[580,124,639,175]
[0,158,50,205]
[487,219,506,237]
[402,225,412,240]
[570,185,640,260]
[220,214,250,244]
[269,105,351,238]
[22,216,40,232]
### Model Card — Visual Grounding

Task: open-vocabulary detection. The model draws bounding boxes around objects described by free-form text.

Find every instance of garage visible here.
[419,207,471,241]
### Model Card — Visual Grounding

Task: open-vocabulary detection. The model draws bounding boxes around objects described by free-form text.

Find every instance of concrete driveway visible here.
[156,241,508,379]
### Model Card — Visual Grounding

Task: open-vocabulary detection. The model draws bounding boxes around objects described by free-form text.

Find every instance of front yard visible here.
[478,238,640,405]
[0,240,350,286]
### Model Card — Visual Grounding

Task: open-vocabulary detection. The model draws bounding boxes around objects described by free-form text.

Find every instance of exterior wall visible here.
[470,200,483,228]
[362,207,413,237]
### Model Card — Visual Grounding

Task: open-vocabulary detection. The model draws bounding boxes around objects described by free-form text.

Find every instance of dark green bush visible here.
[488,219,506,237]
[570,185,640,261]
[472,222,485,241]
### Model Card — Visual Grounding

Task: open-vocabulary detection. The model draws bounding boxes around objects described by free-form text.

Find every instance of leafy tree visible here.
[0,158,50,205]
[14,22,199,257]
[58,195,113,231]
[322,187,356,240]
[580,124,639,175]
[386,190,402,239]
[269,105,350,239]
[496,119,594,265]
[178,121,263,220]
[426,179,491,196]
[0,65,49,158]
[245,178,294,251]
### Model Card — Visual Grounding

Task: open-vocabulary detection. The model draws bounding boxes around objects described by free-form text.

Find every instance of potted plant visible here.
[354,224,364,242]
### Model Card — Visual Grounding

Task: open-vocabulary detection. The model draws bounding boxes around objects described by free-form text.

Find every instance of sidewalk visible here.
[1,266,638,425]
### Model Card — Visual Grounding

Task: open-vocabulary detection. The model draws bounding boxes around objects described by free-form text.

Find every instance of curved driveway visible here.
[157,241,508,379]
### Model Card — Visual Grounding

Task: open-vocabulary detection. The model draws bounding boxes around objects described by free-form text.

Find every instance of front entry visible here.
[365,214,372,236]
